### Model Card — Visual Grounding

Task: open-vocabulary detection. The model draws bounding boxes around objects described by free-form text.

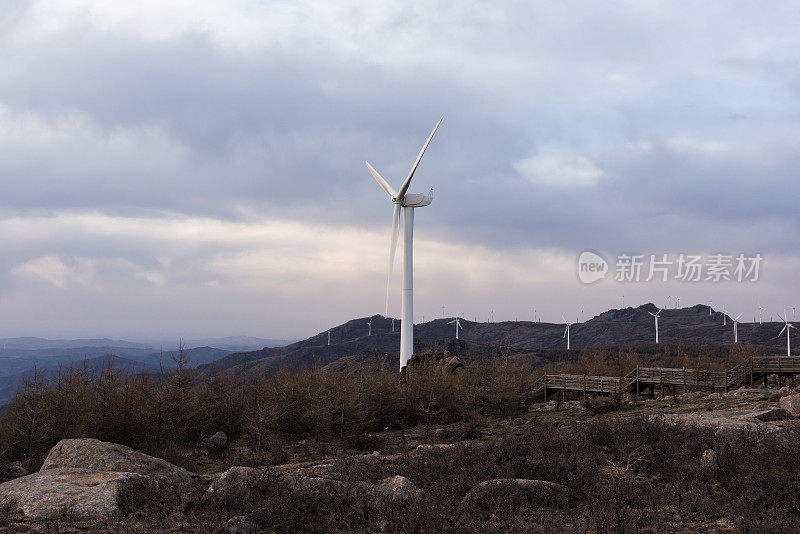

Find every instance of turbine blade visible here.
[397,116,443,200]
[564,325,568,337]
[366,161,397,198]
[780,325,787,336]
[385,203,401,315]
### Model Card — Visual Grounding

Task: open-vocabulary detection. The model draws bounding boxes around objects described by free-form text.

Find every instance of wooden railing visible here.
[535,356,800,400]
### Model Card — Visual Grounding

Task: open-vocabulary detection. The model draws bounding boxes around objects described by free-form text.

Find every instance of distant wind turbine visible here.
[649,308,662,343]
[367,319,372,337]
[327,329,331,346]
[722,307,727,325]
[675,297,680,308]
[620,295,625,308]
[367,117,442,370]
[709,298,713,316]
[780,311,796,357]
[758,304,764,325]
[732,314,742,343]
[563,315,573,350]
[448,317,463,339]
[391,318,395,332]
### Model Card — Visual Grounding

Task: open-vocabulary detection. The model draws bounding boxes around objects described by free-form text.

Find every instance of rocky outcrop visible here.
[361,475,422,503]
[460,478,570,510]
[779,394,800,415]
[658,412,781,431]
[752,408,793,421]
[40,438,197,483]
[0,468,147,520]
[207,466,259,495]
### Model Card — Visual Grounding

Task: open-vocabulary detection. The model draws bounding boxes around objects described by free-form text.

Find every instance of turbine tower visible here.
[709,298,713,316]
[366,117,442,370]
[327,329,331,346]
[732,314,741,343]
[367,318,372,337]
[779,311,795,356]
[758,304,764,324]
[649,308,662,343]
[448,317,463,339]
[563,315,573,350]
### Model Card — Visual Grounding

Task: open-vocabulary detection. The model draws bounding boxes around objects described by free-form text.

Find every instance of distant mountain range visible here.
[1,304,795,404]
[200,304,797,379]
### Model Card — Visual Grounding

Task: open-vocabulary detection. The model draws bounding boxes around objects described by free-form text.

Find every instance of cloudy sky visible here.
[1,1,799,341]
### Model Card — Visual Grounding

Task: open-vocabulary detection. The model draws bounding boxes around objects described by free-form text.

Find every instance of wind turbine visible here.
[758,304,764,324]
[648,308,662,343]
[391,318,395,332]
[732,314,742,343]
[675,297,680,308]
[620,295,625,308]
[448,317,463,339]
[709,298,713,316]
[780,312,796,356]
[792,306,797,321]
[367,117,442,370]
[722,307,727,325]
[563,315,573,350]
[327,329,331,346]
[367,318,372,337]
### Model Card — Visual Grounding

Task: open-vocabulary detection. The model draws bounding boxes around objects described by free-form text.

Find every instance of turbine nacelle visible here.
[397,193,433,208]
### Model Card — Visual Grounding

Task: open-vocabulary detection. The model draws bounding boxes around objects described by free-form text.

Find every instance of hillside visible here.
[200,304,796,378]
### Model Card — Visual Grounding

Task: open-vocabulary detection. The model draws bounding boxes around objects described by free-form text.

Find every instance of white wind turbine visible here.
[709,298,713,316]
[563,315,573,350]
[448,317,463,339]
[779,311,796,357]
[758,304,765,324]
[367,318,372,337]
[327,329,331,346]
[367,117,442,370]
[732,314,742,343]
[649,308,662,343]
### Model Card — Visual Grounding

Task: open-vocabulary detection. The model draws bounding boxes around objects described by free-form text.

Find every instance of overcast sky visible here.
[1,1,799,341]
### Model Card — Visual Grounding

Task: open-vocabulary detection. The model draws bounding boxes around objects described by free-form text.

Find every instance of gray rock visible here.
[40,438,196,483]
[412,443,459,454]
[779,394,800,416]
[227,514,257,534]
[207,466,258,496]
[659,412,780,432]
[361,475,422,503]
[6,461,28,478]
[0,468,147,520]
[460,478,569,510]
[700,448,717,468]
[209,431,228,450]
[707,393,723,400]
[752,408,793,422]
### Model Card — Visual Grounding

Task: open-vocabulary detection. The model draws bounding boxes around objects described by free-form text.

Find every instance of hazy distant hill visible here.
[200,304,796,379]
[0,337,149,350]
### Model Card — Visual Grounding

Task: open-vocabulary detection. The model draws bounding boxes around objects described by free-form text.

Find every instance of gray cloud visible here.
[0,1,799,337]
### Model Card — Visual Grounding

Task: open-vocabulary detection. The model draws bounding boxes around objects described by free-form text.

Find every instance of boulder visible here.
[779,394,800,416]
[208,431,228,450]
[752,408,793,422]
[707,393,723,400]
[460,478,569,510]
[700,448,717,469]
[227,515,258,534]
[206,466,258,496]
[361,475,422,503]
[0,468,146,520]
[41,438,196,483]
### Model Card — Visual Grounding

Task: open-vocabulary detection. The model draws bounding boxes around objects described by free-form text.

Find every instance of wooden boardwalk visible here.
[536,355,799,400]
